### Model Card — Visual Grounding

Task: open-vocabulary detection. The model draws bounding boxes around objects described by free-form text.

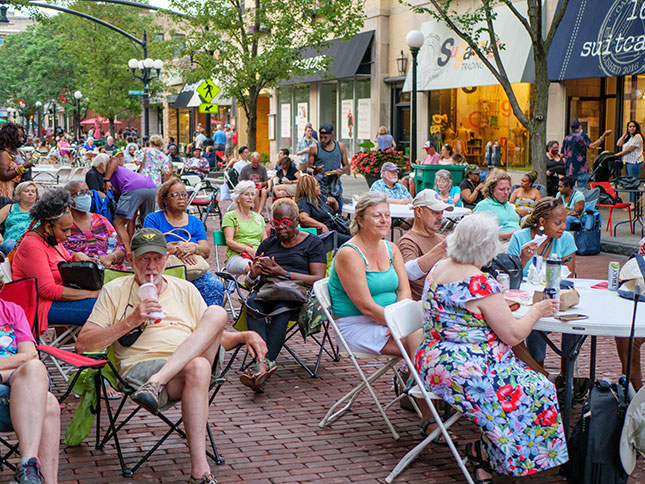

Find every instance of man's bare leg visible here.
[616,337,644,391]
[113,217,131,252]
[10,359,60,483]
[257,189,268,216]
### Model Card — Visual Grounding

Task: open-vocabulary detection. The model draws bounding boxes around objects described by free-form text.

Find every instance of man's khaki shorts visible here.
[123,359,172,410]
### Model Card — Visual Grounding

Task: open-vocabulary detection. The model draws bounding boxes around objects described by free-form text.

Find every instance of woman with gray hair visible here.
[433,169,461,206]
[328,192,439,436]
[415,212,567,481]
[221,180,267,275]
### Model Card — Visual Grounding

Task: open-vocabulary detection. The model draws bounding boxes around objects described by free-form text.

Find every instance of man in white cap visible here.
[398,189,451,300]
[420,141,440,165]
[368,161,412,205]
[620,387,645,475]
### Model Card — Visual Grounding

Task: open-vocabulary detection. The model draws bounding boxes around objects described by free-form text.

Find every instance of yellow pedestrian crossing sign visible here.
[196,80,219,103]
[199,103,218,114]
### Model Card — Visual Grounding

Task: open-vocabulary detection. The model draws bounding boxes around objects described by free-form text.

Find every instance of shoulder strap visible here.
[382,239,393,261]
[164,227,192,242]
[342,243,368,265]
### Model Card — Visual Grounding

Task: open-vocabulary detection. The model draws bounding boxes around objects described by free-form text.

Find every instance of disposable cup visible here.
[138,282,165,322]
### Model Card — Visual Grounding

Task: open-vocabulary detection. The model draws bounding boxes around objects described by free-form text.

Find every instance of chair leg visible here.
[206,423,226,465]
[605,208,612,234]
[629,207,634,234]
[319,357,400,439]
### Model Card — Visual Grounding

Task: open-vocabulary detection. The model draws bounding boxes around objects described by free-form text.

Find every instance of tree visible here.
[407,0,570,184]
[54,1,167,135]
[167,0,364,150]
[0,22,77,125]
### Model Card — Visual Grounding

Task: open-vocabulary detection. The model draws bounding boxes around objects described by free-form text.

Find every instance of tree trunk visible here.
[246,89,259,152]
[531,49,550,187]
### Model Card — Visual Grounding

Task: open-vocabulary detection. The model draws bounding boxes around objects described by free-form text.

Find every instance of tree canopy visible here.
[168,0,364,149]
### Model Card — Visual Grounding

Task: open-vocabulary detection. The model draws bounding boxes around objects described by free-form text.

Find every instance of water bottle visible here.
[543,253,561,301]
[107,232,118,254]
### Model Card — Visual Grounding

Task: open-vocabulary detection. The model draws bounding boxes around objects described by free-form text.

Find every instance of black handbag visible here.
[481,253,523,289]
[327,212,351,235]
[58,260,104,291]
[254,276,309,304]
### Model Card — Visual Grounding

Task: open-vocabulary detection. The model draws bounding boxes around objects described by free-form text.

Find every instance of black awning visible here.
[284,30,374,85]
[172,90,194,109]
[548,0,645,81]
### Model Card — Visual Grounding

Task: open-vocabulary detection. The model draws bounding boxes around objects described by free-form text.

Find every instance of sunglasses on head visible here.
[269,218,292,228]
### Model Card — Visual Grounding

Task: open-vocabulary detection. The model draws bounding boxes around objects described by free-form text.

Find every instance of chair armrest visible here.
[37,345,107,369]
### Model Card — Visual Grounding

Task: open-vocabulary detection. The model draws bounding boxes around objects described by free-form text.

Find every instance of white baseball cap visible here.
[412,189,454,212]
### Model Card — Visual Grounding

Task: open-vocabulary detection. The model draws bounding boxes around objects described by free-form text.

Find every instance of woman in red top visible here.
[12,189,100,333]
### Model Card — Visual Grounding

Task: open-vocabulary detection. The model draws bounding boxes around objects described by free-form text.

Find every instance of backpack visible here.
[90,189,116,222]
[595,184,621,205]
[565,379,629,484]
[481,253,523,289]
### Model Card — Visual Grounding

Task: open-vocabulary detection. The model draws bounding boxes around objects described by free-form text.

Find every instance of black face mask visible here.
[45,224,57,246]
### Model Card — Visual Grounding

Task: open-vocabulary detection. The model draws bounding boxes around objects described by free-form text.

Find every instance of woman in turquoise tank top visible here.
[328,192,442,438]
[0,181,37,254]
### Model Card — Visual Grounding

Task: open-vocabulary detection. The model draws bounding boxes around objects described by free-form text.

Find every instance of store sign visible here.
[549,0,645,81]
[403,3,533,92]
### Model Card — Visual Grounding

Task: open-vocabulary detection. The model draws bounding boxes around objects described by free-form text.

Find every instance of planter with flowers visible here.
[350,141,410,187]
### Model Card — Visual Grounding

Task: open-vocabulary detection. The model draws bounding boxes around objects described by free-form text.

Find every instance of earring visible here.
[539,225,545,234]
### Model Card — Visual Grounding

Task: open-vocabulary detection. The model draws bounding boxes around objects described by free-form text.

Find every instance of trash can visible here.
[413,164,467,192]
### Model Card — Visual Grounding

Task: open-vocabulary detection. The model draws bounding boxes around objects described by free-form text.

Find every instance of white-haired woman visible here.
[328,192,439,436]
[416,213,567,482]
[222,180,267,275]
[0,181,37,254]
[135,134,172,186]
[434,169,461,206]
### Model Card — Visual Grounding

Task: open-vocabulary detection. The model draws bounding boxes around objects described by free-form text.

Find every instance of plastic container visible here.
[138,282,165,322]
[412,164,467,192]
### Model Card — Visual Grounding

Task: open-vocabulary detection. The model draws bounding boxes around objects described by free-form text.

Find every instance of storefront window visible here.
[277,86,293,150]
[319,82,337,129]
[278,85,309,152]
[623,75,645,135]
[428,83,531,167]
[339,80,354,152]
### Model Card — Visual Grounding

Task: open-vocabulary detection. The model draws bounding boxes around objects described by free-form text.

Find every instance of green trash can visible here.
[413,164,467,192]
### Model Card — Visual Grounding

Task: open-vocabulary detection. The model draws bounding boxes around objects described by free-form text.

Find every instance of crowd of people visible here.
[0,116,642,484]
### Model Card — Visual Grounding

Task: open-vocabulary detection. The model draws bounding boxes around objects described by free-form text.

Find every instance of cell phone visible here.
[30,151,41,161]
[555,314,589,322]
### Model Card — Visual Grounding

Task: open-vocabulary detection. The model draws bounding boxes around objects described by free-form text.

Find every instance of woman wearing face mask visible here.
[62,181,126,270]
[12,189,100,332]
[0,122,33,198]
[546,141,565,196]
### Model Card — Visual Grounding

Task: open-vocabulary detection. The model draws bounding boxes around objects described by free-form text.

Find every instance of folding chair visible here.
[187,180,222,229]
[213,230,238,319]
[45,268,238,477]
[383,300,472,483]
[314,278,416,440]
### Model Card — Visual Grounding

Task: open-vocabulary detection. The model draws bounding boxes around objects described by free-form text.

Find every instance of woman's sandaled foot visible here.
[239,360,277,393]
[465,441,494,484]
[253,359,277,389]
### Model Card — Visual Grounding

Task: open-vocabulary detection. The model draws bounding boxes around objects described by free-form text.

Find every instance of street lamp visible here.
[396,50,408,77]
[406,30,424,165]
[74,90,83,141]
[35,101,42,137]
[128,53,163,138]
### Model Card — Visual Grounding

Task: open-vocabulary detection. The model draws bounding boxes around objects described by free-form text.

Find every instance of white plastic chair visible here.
[124,163,139,172]
[383,300,473,483]
[313,279,417,440]
[172,161,184,175]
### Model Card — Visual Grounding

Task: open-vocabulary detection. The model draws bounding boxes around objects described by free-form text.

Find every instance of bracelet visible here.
[105,178,111,182]
[15,165,25,176]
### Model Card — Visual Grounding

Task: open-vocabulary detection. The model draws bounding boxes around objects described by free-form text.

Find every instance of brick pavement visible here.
[1,217,642,483]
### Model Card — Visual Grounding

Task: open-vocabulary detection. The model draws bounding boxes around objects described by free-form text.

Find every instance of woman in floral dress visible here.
[135,134,172,186]
[415,213,568,482]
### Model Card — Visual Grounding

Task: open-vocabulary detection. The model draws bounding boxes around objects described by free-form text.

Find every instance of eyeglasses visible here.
[71,189,90,198]
[168,192,189,200]
[269,218,292,228]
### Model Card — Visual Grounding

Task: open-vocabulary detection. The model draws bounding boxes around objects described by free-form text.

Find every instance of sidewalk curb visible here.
[600,241,639,256]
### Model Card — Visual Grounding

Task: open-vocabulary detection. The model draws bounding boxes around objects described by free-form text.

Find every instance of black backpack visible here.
[481,253,523,289]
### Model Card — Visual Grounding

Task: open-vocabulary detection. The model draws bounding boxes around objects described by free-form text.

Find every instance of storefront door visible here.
[391,85,410,155]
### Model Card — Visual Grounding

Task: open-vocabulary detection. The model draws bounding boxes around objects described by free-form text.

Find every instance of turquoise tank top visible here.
[4,204,33,241]
[328,240,399,318]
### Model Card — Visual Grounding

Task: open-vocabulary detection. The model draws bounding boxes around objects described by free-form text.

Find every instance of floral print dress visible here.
[136,148,171,186]
[415,271,568,476]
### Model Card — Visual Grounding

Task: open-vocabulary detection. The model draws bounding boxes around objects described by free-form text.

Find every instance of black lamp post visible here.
[35,101,42,137]
[74,90,83,141]
[406,30,424,165]
[128,34,163,139]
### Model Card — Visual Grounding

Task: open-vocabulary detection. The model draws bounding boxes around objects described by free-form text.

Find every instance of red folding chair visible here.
[590,182,633,236]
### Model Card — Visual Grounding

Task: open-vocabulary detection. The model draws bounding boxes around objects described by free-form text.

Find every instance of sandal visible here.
[239,360,277,393]
[253,359,277,389]
[421,419,457,446]
[465,441,494,484]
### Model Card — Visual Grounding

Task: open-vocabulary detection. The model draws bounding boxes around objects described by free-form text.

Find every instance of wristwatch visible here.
[285,271,291,279]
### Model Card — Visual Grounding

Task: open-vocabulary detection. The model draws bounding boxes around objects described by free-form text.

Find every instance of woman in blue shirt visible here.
[143,179,224,306]
[507,196,577,374]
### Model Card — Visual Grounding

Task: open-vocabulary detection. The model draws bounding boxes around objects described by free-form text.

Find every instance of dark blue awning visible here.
[549,0,645,81]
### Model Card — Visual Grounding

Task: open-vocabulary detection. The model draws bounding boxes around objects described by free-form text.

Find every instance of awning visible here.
[548,0,645,81]
[402,4,534,92]
[171,80,232,109]
[283,30,374,85]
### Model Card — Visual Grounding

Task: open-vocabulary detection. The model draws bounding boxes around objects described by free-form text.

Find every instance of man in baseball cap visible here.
[76,227,267,484]
[421,141,440,165]
[308,122,349,209]
[368,161,412,205]
[398,189,451,299]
